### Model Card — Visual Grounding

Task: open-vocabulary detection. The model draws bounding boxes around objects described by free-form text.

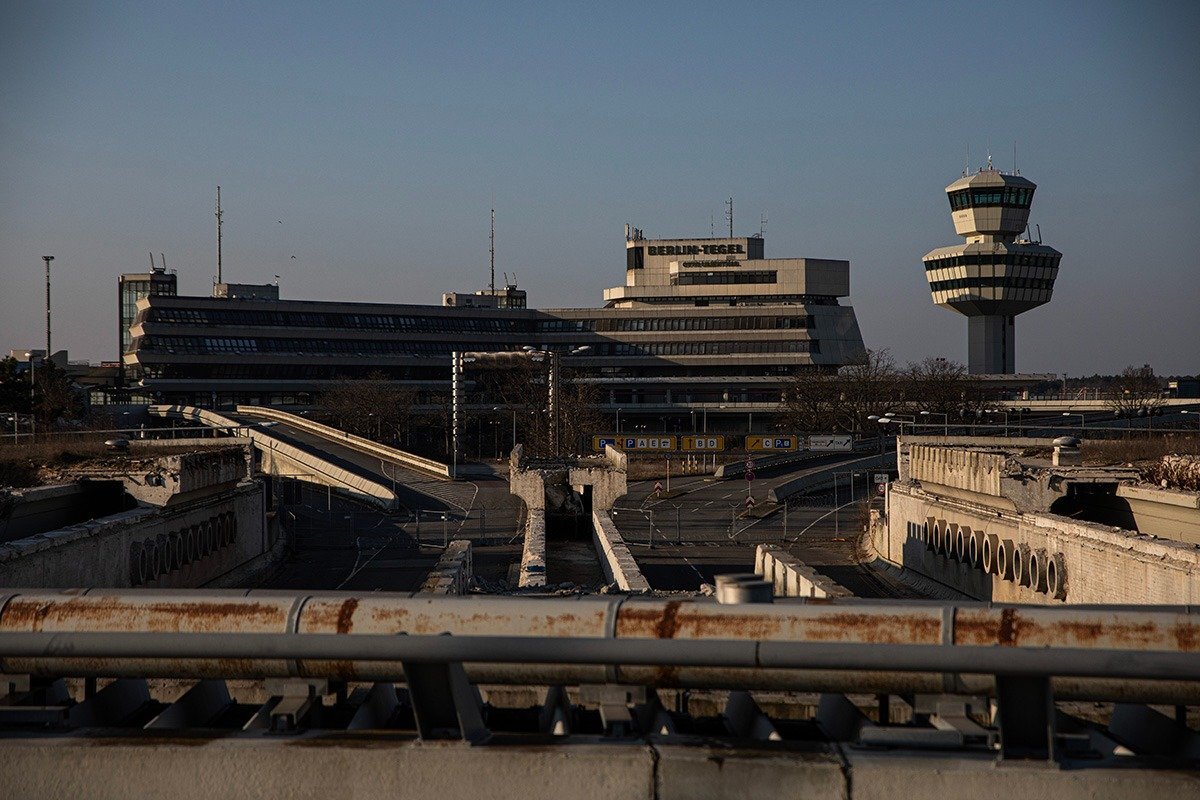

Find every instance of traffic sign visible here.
[745,435,799,452]
[809,434,853,452]
[873,473,889,485]
[744,495,756,508]
[654,481,663,494]
[681,435,725,451]
[593,435,678,452]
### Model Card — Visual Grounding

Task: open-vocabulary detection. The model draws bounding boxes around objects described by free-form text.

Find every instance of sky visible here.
[1,0,1198,376]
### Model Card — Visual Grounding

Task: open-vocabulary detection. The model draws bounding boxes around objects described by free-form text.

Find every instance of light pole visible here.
[616,407,622,434]
[1062,412,1086,433]
[43,255,54,360]
[1180,410,1200,431]
[833,471,863,537]
[919,410,948,435]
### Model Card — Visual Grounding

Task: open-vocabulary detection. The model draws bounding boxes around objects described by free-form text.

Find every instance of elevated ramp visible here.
[150,406,399,512]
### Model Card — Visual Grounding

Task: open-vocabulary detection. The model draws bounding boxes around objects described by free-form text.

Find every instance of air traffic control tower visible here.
[922,163,1062,374]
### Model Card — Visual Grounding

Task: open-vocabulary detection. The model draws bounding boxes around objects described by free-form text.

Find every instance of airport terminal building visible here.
[123,230,867,426]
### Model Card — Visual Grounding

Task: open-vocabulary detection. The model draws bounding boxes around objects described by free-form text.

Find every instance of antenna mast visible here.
[215,186,224,284]
[490,207,496,297]
[759,212,768,238]
[725,197,733,238]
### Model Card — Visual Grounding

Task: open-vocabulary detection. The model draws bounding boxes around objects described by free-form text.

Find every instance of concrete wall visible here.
[0,482,269,589]
[755,545,851,599]
[1,483,132,542]
[591,509,650,592]
[518,510,546,588]
[875,482,1200,605]
[420,540,473,594]
[768,453,894,503]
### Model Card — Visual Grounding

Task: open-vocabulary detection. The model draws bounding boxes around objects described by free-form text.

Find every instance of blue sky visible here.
[2,1,1197,375]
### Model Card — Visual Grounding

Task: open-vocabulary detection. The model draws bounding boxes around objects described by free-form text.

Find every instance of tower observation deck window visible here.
[948,186,1034,210]
[672,271,777,286]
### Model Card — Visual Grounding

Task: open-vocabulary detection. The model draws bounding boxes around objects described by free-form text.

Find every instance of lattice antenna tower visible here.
[725,197,734,238]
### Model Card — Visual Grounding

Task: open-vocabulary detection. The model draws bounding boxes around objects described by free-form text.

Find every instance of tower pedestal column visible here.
[968,315,1015,375]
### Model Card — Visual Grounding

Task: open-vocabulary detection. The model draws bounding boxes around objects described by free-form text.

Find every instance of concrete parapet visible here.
[519,510,546,588]
[909,445,1006,497]
[592,509,650,592]
[420,540,473,594]
[755,545,851,599]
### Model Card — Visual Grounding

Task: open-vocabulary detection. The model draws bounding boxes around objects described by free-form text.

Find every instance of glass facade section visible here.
[923,253,1061,271]
[671,271,777,286]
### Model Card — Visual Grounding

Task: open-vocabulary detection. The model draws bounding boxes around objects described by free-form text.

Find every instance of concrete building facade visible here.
[123,230,866,421]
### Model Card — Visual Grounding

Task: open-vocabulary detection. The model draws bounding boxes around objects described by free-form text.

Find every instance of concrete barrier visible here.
[592,509,650,592]
[767,453,895,503]
[518,510,546,588]
[420,540,473,594]
[152,406,398,512]
[755,545,851,599]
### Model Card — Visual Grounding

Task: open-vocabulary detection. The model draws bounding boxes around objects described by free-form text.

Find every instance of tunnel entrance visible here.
[543,485,592,540]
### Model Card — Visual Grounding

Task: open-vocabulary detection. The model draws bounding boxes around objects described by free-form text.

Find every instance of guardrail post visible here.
[995,675,1055,761]
[402,658,489,743]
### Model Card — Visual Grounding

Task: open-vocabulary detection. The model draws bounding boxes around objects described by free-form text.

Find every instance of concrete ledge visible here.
[1117,483,1200,510]
[519,510,546,588]
[755,545,851,599]
[593,509,650,592]
[420,539,473,594]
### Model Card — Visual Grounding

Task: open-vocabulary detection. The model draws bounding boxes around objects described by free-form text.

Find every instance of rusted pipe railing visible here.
[2,592,1198,701]
[2,631,1198,681]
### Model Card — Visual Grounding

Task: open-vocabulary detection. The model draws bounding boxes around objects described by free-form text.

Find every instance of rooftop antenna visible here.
[964,144,969,177]
[986,150,993,171]
[149,251,156,271]
[503,271,509,287]
[1035,223,1042,244]
[215,186,224,284]
[1013,141,1018,175]
[725,196,734,238]
[160,253,166,272]
[759,212,768,238]
[710,213,715,237]
[489,207,496,297]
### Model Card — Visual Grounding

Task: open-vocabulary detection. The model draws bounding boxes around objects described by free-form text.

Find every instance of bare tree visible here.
[1107,364,1165,417]
[780,349,900,434]
[320,372,417,443]
[903,357,984,422]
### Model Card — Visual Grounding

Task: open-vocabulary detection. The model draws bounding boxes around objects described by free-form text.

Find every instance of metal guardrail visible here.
[2,631,1197,682]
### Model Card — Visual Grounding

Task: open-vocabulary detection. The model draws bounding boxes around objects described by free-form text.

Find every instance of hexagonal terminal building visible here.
[922,164,1062,374]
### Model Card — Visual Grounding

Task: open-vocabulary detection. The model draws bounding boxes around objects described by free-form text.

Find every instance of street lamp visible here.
[1062,412,1086,432]
[1181,410,1200,431]
[919,410,948,435]
[616,407,622,434]
[42,255,54,360]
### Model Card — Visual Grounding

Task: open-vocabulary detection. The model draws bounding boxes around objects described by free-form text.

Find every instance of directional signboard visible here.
[808,434,853,452]
[592,436,677,452]
[680,435,726,452]
[745,435,799,452]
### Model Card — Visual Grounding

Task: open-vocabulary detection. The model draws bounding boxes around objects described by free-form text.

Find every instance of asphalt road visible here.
[611,451,921,598]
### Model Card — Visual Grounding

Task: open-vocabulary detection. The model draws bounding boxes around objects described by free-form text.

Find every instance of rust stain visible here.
[655,601,683,639]
[0,597,288,634]
[1174,624,1200,652]
[335,598,359,635]
[997,608,1018,646]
